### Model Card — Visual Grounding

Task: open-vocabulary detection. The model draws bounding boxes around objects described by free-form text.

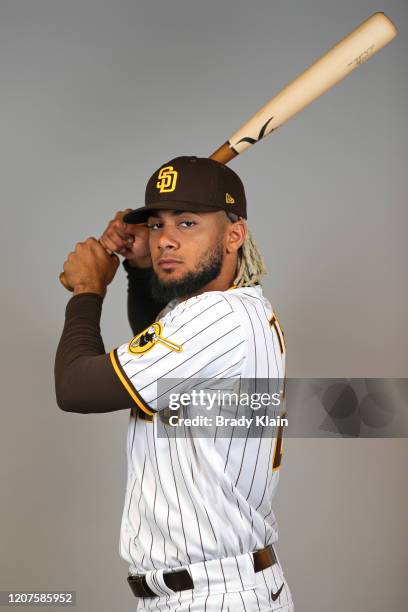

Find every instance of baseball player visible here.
[55,156,294,611]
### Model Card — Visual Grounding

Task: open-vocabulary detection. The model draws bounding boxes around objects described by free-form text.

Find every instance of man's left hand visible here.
[63,237,120,297]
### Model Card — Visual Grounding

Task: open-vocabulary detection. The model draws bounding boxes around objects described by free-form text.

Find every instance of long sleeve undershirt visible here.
[123,260,168,336]
[54,262,167,414]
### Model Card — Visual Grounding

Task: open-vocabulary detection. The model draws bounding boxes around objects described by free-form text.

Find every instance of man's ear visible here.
[225,219,246,254]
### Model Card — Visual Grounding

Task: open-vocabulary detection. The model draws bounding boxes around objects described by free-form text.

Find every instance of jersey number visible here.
[272,416,286,471]
[272,377,286,471]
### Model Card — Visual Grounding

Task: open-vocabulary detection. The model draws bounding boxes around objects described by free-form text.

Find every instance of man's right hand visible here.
[100,209,152,269]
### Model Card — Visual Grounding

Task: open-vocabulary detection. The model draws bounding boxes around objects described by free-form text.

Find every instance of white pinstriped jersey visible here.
[111,284,286,575]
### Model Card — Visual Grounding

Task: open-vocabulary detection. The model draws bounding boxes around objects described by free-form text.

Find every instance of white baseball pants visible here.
[132,547,294,611]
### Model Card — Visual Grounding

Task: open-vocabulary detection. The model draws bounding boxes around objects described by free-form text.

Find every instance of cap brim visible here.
[123,201,225,224]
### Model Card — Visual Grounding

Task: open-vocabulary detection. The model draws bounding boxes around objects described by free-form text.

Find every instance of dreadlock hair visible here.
[225,212,267,287]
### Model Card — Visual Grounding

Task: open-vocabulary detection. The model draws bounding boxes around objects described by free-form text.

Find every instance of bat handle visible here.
[58,220,149,291]
[59,271,73,291]
[209,142,237,164]
[59,237,110,292]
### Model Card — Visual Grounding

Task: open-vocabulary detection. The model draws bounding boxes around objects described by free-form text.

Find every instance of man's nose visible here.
[157,224,179,250]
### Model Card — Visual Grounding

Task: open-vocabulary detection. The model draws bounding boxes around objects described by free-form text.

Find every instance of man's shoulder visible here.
[173,284,263,307]
[163,289,237,321]
[224,284,273,315]
[162,285,273,324]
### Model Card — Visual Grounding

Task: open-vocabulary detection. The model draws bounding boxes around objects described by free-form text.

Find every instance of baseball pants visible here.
[132,547,294,611]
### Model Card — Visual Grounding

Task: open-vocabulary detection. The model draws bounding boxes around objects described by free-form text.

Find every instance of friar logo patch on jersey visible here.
[128,321,183,355]
[156,165,178,193]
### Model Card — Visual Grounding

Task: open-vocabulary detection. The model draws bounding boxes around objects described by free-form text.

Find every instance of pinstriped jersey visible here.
[110,284,286,574]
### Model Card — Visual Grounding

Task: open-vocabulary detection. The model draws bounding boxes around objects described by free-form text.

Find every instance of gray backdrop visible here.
[1,0,407,610]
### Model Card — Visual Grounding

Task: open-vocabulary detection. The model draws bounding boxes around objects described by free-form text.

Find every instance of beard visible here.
[150,240,224,303]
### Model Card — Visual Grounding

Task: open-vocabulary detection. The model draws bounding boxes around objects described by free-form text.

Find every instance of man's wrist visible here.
[73,283,107,298]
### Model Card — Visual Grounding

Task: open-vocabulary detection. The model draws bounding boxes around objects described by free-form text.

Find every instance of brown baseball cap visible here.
[123,156,247,224]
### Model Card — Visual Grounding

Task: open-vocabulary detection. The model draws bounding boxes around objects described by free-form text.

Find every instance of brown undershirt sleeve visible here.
[123,260,168,335]
[54,293,133,413]
[55,263,168,414]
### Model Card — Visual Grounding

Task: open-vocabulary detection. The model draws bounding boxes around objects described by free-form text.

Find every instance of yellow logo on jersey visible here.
[225,192,235,204]
[128,321,183,355]
[156,166,178,193]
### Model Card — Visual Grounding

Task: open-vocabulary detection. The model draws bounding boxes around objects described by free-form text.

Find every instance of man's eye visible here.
[147,222,162,230]
[179,220,196,228]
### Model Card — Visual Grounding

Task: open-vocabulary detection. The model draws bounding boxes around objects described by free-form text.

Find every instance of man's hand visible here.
[63,238,120,297]
[100,209,152,269]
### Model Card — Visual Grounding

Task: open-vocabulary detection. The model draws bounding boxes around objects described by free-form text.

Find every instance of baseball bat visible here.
[60,12,397,291]
[210,12,397,163]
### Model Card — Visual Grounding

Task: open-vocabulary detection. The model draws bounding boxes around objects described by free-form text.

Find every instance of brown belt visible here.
[127,545,277,598]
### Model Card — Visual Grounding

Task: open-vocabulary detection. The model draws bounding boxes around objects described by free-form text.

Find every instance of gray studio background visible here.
[1,1,407,611]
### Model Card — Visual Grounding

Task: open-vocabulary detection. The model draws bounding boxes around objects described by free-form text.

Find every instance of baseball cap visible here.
[123,156,247,224]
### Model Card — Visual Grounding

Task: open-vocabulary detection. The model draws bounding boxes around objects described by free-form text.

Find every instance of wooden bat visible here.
[210,12,397,163]
[60,12,397,291]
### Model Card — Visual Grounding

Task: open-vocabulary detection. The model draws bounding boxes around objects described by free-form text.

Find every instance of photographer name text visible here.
[167,414,288,428]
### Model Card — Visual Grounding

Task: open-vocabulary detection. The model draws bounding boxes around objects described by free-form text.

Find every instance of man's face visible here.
[147,209,227,301]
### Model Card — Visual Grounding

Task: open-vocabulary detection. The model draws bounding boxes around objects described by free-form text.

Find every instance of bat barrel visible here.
[226,12,398,157]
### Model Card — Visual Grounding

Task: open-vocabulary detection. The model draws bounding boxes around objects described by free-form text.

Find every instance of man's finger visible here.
[111,220,131,239]
[114,208,132,222]
[100,235,128,255]
[100,242,113,256]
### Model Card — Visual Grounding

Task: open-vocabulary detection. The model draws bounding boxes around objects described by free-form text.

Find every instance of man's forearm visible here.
[123,260,168,335]
[54,261,167,414]
[54,293,132,413]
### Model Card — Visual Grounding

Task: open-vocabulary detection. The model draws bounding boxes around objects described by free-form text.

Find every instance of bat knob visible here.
[59,272,73,292]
